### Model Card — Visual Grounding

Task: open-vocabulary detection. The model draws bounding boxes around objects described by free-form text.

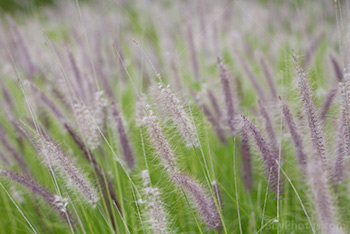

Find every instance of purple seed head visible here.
[153,83,198,147]
[0,170,75,227]
[280,98,307,173]
[293,55,328,171]
[112,102,135,171]
[258,100,279,157]
[217,57,235,134]
[143,105,177,172]
[172,173,221,229]
[330,55,343,82]
[141,170,170,233]
[239,115,282,194]
[240,128,253,190]
[308,158,344,234]
[319,86,338,123]
[260,56,278,99]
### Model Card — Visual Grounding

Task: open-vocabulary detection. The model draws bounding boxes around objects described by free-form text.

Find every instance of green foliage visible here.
[0,0,54,13]
[0,0,346,233]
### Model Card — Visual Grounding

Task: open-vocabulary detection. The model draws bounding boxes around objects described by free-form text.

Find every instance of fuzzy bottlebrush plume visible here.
[319,86,338,123]
[67,50,82,84]
[92,90,108,128]
[169,59,184,94]
[187,26,200,81]
[202,103,227,144]
[74,103,101,150]
[143,105,221,229]
[74,91,107,150]
[8,17,36,79]
[339,76,350,157]
[208,104,227,143]
[0,124,30,175]
[0,78,14,110]
[153,83,198,147]
[260,56,278,100]
[67,50,86,101]
[141,170,170,234]
[207,90,223,119]
[94,42,114,100]
[332,123,346,186]
[308,158,344,234]
[172,173,221,229]
[63,122,122,220]
[294,55,328,171]
[36,136,99,205]
[31,85,110,200]
[240,128,253,190]
[143,105,177,172]
[238,55,267,102]
[330,55,343,82]
[217,57,236,134]
[135,95,148,127]
[52,87,73,113]
[28,82,65,121]
[112,102,135,171]
[280,99,307,173]
[191,90,226,144]
[258,100,279,158]
[240,115,282,194]
[0,170,75,227]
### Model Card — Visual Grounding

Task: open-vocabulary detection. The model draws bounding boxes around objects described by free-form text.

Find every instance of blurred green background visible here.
[0,0,54,12]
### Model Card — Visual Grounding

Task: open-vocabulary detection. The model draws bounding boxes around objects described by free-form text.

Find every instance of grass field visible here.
[0,0,349,233]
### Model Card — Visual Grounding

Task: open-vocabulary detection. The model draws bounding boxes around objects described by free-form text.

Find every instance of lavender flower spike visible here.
[0,124,30,176]
[330,55,343,82]
[319,86,338,123]
[258,100,279,158]
[74,103,101,150]
[207,90,222,119]
[191,90,226,144]
[172,173,221,229]
[143,105,177,172]
[154,83,198,147]
[240,115,281,193]
[37,137,99,205]
[308,159,344,234]
[217,57,235,134]
[0,170,75,227]
[260,56,278,100]
[63,122,122,216]
[202,103,227,144]
[187,26,200,81]
[240,128,253,190]
[332,123,346,186]
[339,77,350,157]
[280,98,307,173]
[141,170,170,233]
[293,55,328,171]
[112,101,135,171]
[238,55,267,102]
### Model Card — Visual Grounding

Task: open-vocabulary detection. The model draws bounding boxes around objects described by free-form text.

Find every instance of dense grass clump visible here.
[0,0,349,233]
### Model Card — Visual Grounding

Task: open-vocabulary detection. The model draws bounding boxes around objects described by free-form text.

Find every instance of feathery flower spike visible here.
[172,173,221,229]
[112,101,135,171]
[294,55,328,171]
[141,170,170,234]
[0,170,75,227]
[217,57,236,134]
[154,83,198,147]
